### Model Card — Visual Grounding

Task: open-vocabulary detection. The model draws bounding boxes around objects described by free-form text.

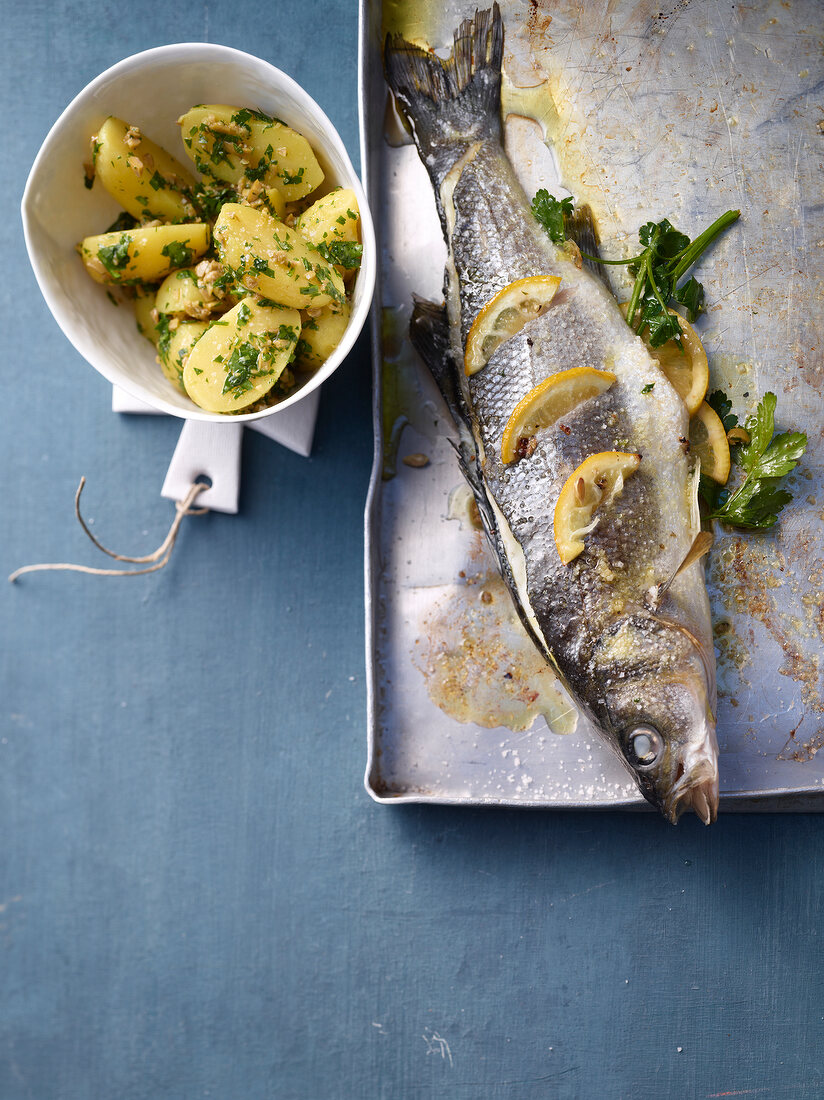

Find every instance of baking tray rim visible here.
[357,0,824,813]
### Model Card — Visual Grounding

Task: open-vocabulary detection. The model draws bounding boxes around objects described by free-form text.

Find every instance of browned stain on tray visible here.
[711,534,824,758]
[412,488,578,735]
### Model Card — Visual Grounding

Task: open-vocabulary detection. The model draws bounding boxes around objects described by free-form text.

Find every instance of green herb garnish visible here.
[707,388,738,432]
[531,192,739,348]
[530,190,574,245]
[104,211,138,234]
[222,341,261,395]
[709,392,807,529]
[97,235,132,278]
[161,241,194,268]
[280,165,305,186]
[155,313,173,361]
[317,240,363,270]
[190,180,238,220]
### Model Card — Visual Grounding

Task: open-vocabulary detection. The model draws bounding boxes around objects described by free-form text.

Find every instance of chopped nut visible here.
[142,152,155,173]
[241,178,265,207]
[185,300,221,321]
[195,259,227,297]
[123,125,142,149]
[204,114,247,137]
[126,155,144,177]
[305,306,323,318]
[402,453,429,468]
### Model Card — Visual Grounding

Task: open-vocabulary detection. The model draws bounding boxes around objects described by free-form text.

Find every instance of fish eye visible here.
[627,725,662,768]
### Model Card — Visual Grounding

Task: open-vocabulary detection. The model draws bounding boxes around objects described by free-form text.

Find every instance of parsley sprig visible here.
[530,191,574,244]
[530,191,739,348]
[708,392,807,529]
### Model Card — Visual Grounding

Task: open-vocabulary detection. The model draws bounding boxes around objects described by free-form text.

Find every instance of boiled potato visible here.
[158,321,209,392]
[213,204,345,310]
[155,269,203,315]
[79,224,210,284]
[183,298,301,413]
[296,188,361,279]
[154,267,228,320]
[178,105,323,201]
[91,117,196,222]
[296,301,350,370]
[262,186,286,220]
[134,288,158,343]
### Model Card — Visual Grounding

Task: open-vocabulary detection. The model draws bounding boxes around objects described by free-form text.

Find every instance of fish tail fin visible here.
[384,4,503,175]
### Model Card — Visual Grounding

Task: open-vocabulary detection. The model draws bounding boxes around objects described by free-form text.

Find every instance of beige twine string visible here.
[9,477,210,582]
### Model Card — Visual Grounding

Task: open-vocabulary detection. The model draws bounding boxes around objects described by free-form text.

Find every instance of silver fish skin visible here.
[386,5,719,823]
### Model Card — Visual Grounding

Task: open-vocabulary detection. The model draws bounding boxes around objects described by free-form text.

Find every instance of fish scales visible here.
[386,4,719,822]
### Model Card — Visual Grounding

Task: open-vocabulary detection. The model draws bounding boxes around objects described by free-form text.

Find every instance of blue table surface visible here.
[2,2,822,1097]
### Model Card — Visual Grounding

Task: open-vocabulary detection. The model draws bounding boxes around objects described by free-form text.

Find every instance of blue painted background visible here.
[2,1,822,1097]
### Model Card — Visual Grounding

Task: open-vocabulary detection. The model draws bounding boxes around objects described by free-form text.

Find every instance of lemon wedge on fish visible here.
[554,451,641,565]
[465,275,562,376]
[500,367,617,464]
[689,401,731,484]
[620,303,708,415]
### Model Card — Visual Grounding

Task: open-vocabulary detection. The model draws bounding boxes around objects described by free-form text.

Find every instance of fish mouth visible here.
[662,720,720,825]
[666,775,719,825]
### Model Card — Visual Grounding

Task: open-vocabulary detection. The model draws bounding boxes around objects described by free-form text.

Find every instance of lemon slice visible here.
[554,451,641,565]
[465,275,562,376]
[620,303,708,415]
[689,401,731,484]
[500,367,617,464]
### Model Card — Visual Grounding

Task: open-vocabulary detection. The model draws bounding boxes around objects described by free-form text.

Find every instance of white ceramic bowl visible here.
[22,43,376,423]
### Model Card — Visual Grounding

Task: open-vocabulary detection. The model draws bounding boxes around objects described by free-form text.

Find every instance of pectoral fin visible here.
[646,530,714,610]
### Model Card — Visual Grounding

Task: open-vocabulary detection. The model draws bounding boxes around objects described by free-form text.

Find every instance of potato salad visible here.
[80,106,362,413]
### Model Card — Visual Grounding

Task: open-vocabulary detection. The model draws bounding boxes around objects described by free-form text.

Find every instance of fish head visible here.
[594,617,719,824]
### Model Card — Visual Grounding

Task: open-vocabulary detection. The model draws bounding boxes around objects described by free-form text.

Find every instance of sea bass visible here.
[385,5,719,822]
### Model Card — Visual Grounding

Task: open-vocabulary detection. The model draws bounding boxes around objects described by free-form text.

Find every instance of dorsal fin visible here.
[564,203,609,286]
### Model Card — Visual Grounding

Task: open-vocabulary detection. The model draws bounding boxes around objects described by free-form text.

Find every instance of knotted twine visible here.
[9,477,209,582]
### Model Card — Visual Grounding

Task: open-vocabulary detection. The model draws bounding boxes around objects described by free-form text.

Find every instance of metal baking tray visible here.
[362,0,824,810]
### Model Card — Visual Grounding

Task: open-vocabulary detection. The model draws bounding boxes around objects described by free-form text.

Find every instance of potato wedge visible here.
[91,117,196,222]
[159,321,209,392]
[134,288,158,343]
[155,268,202,315]
[154,266,229,320]
[213,204,345,310]
[183,299,301,413]
[296,188,361,279]
[296,301,350,370]
[178,105,323,201]
[262,186,286,220]
[79,224,210,285]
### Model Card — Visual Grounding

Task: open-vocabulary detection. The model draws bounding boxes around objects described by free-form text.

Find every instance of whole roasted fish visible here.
[385,4,719,822]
